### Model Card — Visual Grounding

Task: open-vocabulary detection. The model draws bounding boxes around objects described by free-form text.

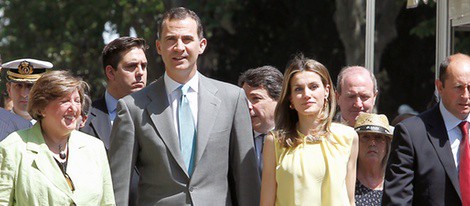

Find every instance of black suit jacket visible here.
[383,104,462,206]
[81,97,112,148]
[0,108,31,141]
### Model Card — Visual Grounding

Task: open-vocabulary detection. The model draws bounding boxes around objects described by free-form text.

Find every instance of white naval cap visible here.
[2,58,53,83]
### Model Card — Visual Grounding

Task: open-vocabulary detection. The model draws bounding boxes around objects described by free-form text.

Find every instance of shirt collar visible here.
[439,101,470,131]
[105,90,119,113]
[253,127,274,138]
[254,131,262,138]
[164,72,199,95]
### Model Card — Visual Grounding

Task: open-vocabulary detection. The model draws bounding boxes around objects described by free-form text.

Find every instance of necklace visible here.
[305,134,323,143]
[59,144,67,160]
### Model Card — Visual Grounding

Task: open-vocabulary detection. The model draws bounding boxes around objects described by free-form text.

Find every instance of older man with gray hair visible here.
[336,66,378,127]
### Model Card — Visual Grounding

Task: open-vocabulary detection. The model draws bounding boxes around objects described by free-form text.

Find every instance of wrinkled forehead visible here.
[342,77,374,93]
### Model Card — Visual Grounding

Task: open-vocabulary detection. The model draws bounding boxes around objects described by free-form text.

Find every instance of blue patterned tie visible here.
[178,85,196,176]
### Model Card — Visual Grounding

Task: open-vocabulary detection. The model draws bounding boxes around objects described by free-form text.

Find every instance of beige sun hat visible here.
[354,112,392,138]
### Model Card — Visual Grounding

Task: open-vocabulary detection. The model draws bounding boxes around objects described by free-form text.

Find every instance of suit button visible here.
[189,187,194,192]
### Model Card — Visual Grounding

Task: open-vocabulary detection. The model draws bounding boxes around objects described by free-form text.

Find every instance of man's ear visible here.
[79,115,88,128]
[435,79,444,95]
[6,82,12,96]
[199,38,207,54]
[105,65,116,81]
[156,40,162,55]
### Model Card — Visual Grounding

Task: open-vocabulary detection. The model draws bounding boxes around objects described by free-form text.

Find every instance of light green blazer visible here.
[0,123,115,206]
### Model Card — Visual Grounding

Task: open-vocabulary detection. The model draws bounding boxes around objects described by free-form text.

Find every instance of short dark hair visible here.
[102,37,148,73]
[238,66,283,100]
[158,7,204,40]
[438,56,451,85]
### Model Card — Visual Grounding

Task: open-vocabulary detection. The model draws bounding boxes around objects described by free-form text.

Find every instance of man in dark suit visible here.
[383,53,470,205]
[238,66,283,177]
[80,36,148,206]
[108,7,260,205]
[81,37,148,148]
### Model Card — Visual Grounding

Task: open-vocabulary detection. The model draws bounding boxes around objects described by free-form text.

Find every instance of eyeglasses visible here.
[359,134,387,143]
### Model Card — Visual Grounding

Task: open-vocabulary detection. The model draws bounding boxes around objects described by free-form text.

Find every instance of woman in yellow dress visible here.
[260,54,358,206]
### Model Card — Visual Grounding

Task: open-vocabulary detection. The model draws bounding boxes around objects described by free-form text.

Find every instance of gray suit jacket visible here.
[81,96,140,206]
[81,97,112,148]
[108,75,261,206]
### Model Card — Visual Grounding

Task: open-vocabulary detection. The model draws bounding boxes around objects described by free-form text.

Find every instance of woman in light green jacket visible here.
[0,70,115,206]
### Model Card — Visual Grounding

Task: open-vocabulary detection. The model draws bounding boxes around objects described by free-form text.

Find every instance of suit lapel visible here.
[89,98,112,148]
[146,78,187,174]
[28,125,73,198]
[89,108,112,148]
[426,107,461,198]
[194,76,221,168]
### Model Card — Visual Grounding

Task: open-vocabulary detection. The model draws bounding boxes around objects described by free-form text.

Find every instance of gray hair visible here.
[336,66,378,94]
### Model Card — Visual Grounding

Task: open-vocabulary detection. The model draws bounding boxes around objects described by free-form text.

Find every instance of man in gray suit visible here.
[108,7,260,206]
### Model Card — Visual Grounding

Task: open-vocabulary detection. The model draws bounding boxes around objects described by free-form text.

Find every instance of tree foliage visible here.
[1,0,112,97]
[0,0,457,120]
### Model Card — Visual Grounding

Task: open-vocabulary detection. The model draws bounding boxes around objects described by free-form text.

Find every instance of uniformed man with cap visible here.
[0,55,31,141]
[3,58,53,124]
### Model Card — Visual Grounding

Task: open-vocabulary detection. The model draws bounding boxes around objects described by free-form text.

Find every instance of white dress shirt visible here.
[164,72,199,137]
[439,101,470,168]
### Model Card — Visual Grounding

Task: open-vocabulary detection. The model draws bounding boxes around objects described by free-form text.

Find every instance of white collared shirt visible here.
[105,90,119,125]
[439,101,470,168]
[164,72,199,137]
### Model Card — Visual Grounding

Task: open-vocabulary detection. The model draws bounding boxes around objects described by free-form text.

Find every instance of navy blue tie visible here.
[178,85,196,176]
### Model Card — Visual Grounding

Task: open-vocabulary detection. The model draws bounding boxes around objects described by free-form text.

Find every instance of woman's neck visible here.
[41,123,69,154]
[357,163,384,190]
[297,115,319,135]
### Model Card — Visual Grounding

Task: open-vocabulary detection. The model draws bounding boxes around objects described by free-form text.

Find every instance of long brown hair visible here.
[275,54,336,148]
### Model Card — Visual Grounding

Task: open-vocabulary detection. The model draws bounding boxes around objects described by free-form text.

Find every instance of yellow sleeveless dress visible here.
[274,123,355,206]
